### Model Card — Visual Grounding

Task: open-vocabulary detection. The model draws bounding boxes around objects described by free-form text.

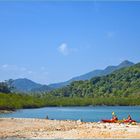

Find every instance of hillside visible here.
[9,78,42,92]
[49,60,134,89]
[31,85,52,93]
[49,62,140,98]
[1,62,140,110]
[8,78,51,93]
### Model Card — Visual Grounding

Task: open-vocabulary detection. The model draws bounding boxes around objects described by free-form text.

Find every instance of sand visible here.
[0,118,140,139]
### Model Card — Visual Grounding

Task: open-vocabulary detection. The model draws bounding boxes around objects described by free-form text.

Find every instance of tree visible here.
[0,82,11,93]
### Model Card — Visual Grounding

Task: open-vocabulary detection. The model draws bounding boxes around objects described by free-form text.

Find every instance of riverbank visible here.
[0,110,14,114]
[0,118,140,139]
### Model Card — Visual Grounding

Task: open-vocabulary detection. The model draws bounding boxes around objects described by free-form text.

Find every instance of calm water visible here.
[0,106,140,122]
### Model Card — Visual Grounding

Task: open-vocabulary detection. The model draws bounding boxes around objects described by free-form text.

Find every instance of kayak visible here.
[102,119,117,123]
[102,119,136,123]
[123,119,136,123]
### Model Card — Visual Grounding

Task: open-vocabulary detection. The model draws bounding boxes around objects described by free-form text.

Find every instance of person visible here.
[126,115,132,121]
[101,113,118,123]
[46,115,49,119]
[111,115,118,121]
[123,114,136,123]
[111,112,118,122]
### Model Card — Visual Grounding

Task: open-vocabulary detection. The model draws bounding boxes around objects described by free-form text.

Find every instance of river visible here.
[0,106,140,122]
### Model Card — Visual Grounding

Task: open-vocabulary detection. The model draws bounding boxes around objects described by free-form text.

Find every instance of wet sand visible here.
[0,118,140,139]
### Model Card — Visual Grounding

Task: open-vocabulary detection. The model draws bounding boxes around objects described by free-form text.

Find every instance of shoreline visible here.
[0,110,14,114]
[1,105,140,115]
[0,118,140,139]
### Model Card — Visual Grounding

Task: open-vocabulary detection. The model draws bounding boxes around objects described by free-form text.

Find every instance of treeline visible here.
[1,92,140,110]
[0,82,11,93]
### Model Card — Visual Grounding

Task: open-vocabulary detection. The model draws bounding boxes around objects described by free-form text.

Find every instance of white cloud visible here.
[2,64,8,68]
[1,64,18,71]
[0,64,33,75]
[58,43,78,56]
[58,43,69,55]
[0,64,49,84]
[0,64,33,77]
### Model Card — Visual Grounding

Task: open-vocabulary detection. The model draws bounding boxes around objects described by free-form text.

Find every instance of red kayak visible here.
[102,119,117,123]
[123,119,136,123]
[102,119,136,123]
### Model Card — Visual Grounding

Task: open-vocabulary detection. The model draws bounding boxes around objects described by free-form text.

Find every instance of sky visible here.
[0,1,140,84]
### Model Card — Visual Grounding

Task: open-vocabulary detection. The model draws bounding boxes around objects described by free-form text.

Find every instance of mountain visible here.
[9,78,42,92]
[49,60,134,89]
[8,78,51,93]
[49,62,140,98]
[31,85,52,93]
[7,60,134,92]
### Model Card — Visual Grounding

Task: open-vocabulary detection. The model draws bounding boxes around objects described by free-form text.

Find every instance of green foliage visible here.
[1,92,140,110]
[0,82,11,93]
[48,63,140,98]
[0,63,140,110]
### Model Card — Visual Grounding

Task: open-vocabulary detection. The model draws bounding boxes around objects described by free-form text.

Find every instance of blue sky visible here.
[0,1,140,84]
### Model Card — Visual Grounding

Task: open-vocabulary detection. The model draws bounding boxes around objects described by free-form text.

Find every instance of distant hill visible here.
[8,78,51,93]
[49,60,134,89]
[6,60,134,92]
[31,85,52,93]
[49,62,140,98]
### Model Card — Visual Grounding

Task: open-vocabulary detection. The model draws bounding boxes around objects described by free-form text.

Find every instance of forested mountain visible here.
[49,60,134,89]
[3,60,134,93]
[5,60,134,92]
[1,62,140,109]
[31,85,52,93]
[48,62,140,98]
[8,78,42,92]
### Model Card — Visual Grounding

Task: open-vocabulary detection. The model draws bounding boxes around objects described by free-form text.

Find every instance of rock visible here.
[56,127,61,131]
[77,120,81,123]
[103,125,107,129]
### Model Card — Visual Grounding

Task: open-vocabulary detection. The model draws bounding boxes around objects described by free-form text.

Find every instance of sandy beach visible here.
[0,118,140,139]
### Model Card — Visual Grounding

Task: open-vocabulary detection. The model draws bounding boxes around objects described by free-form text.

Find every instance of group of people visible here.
[111,114,132,121]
